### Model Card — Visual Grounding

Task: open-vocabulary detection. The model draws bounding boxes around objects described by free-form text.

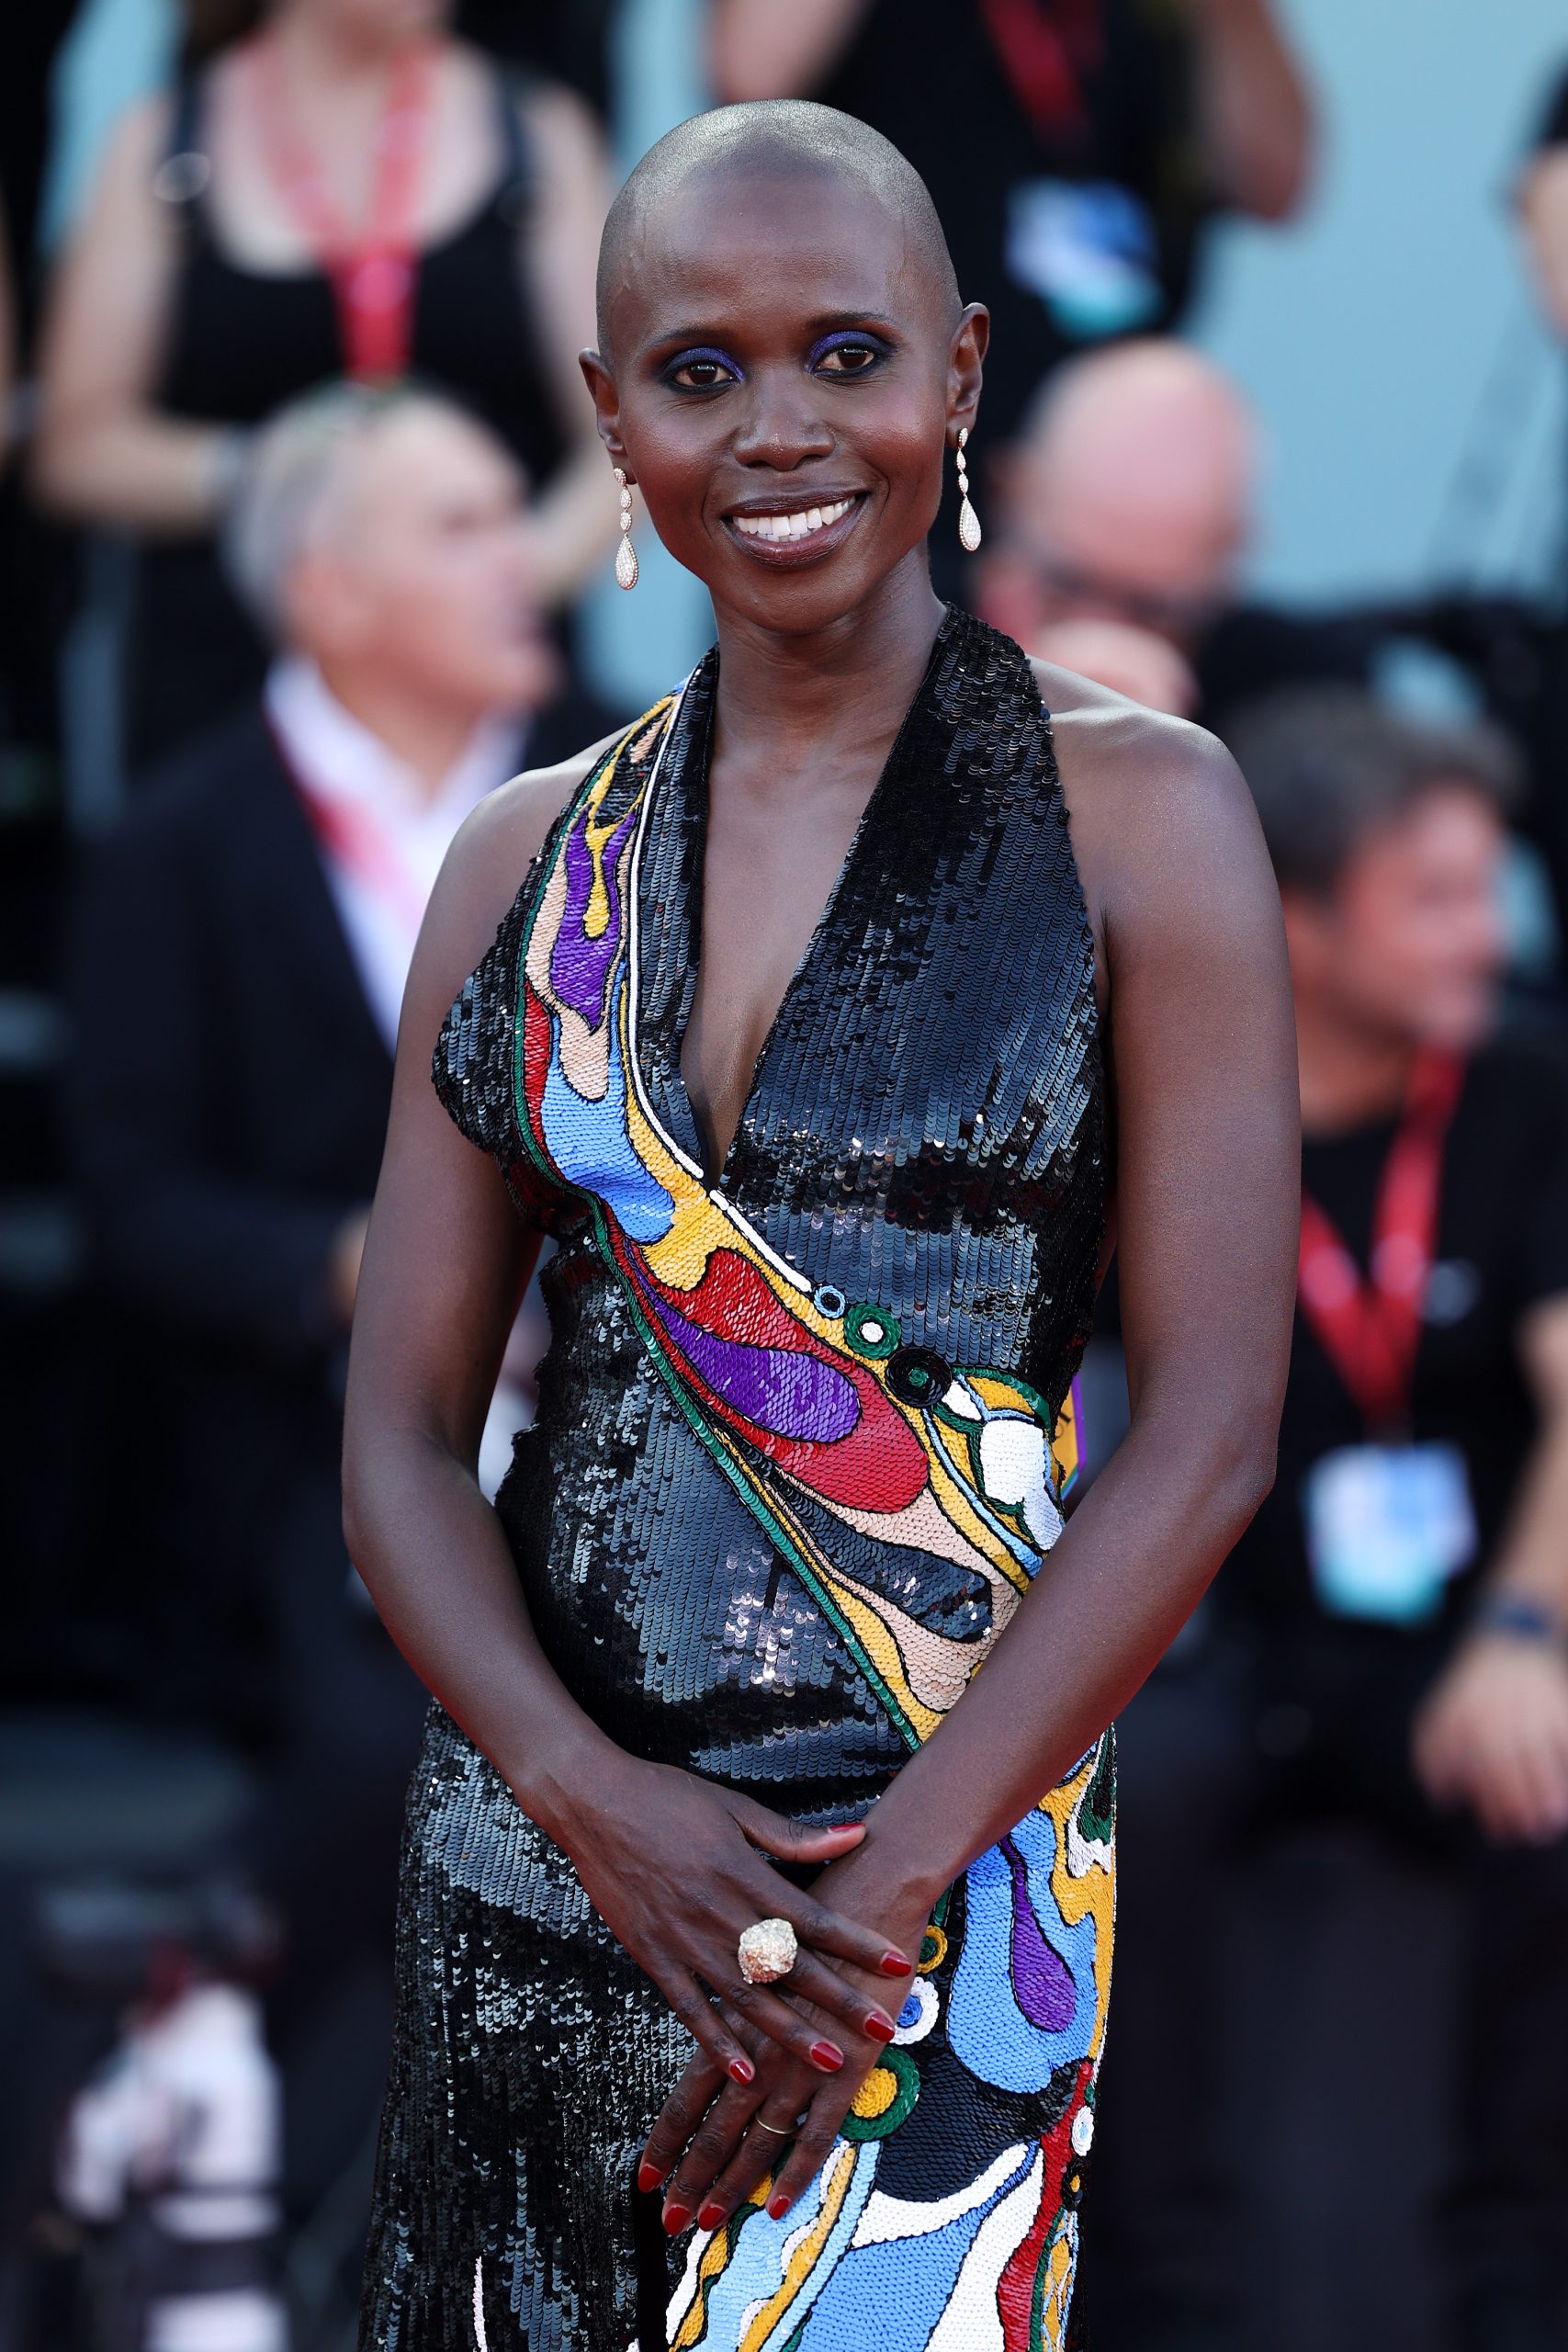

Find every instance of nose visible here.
[729,367,835,469]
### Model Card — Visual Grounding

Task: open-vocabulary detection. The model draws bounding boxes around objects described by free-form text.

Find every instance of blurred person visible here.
[33,0,613,764]
[1029,614,1198,713]
[1094,688,1568,2352]
[977,336,1375,730]
[62,380,618,2220]
[710,0,1313,447]
[1518,62,1568,343]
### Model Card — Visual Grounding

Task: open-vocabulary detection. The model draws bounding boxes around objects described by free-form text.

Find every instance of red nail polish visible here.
[865,2010,896,2042]
[879,1951,913,1976]
[728,2056,755,2085]
[697,2200,726,2232]
[637,2161,662,2195]
[768,2193,792,2221]
[662,2202,692,2235]
[809,2039,844,2071]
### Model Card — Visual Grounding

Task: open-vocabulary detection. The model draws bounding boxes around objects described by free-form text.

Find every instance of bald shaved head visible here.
[595,101,960,360]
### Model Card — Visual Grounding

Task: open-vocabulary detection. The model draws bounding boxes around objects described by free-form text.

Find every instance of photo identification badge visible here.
[1303,1442,1477,1628]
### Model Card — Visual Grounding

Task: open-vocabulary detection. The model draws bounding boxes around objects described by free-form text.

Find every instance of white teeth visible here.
[733,498,853,542]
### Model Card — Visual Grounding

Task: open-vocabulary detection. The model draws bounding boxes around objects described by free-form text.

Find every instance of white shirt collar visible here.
[264,655,522,832]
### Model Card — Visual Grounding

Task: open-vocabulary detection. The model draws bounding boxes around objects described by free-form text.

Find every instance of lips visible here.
[723,492,867,563]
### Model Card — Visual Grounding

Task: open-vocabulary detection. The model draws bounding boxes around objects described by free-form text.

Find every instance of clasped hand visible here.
[548,1752,919,2219]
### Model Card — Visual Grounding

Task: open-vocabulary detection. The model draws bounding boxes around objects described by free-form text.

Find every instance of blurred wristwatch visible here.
[1470,1594,1566,1649]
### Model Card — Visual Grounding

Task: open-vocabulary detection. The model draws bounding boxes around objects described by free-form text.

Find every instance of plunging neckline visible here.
[665,610,953,1194]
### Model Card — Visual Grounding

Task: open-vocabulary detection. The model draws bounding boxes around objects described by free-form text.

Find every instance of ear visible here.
[580,348,632,480]
[946,304,989,447]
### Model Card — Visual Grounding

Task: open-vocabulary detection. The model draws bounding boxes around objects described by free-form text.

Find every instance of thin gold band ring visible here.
[750,2115,795,2137]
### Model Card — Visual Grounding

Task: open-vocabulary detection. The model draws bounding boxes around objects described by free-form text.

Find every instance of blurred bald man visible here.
[63,381,618,2218]
[977,337,1371,728]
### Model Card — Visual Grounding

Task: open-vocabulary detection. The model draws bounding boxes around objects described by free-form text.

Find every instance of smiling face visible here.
[584,152,986,636]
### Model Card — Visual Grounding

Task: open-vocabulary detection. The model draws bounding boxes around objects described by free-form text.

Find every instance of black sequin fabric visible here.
[362,607,1110,2351]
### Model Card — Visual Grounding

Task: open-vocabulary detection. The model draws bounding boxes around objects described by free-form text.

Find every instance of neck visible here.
[708,551,946,788]
[1294,990,1417,1135]
[312,659,491,794]
[265,4,415,82]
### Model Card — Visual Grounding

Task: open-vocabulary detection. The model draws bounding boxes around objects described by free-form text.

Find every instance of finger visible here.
[657,1967,767,2096]
[639,2050,726,2193]
[699,1971,851,2076]
[730,1797,867,1869]
[764,2092,854,2221]
[757,1884,914,1978]
[1515,1737,1568,1843]
[699,2096,814,2229]
[662,2085,759,2230]
[781,1948,898,2047]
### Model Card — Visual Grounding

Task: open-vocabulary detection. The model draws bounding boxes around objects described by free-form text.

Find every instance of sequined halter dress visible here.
[361,606,1112,2352]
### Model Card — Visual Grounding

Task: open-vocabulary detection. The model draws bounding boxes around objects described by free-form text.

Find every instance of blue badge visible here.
[1303,1442,1477,1627]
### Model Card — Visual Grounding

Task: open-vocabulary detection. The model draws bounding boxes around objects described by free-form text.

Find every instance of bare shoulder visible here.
[440,729,623,940]
[403,730,623,1040]
[1031,657,1263,928]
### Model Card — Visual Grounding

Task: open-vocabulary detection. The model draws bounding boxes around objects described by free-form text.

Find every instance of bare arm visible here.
[344,748,913,2089]
[33,98,239,533]
[1415,1297,1568,1843]
[1519,144,1568,342]
[707,0,875,104]
[1183,0,1314,221]
[641,691,1300,2223]
[515,84,617,604]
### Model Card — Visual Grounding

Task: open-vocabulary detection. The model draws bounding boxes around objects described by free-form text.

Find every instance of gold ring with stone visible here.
[737,1917,798,1984]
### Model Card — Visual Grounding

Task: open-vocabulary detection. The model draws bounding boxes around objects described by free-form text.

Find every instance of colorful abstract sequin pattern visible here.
[361,607,1111,2352]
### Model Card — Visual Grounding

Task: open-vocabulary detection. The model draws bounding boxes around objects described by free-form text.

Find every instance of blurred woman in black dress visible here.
[34,0,612,764]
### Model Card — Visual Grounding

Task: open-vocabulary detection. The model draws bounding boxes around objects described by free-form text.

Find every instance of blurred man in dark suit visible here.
[63,380,618,2215]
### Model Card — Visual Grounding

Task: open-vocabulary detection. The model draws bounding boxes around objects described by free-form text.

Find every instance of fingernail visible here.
[879,1951,913,1976]
[865,2010,896,2042]
[637,2161,662,2195]
[768,2192,792,2221]
[728,2055,755,2085]
[809,2039,844,2071]
[697,2200,726,2232]
[662,2201,692,2235]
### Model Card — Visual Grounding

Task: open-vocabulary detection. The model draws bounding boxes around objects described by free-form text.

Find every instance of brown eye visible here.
[664,353,740,391]
[814,342,884,376]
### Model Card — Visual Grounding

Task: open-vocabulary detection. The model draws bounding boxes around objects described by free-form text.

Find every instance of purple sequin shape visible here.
[649,1293,861,1442]
[1001,1834,1076,2030]
[549,805,639,1028]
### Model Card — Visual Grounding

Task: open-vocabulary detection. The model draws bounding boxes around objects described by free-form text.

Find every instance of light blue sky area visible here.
[39,0,1568,695]
[1191,0,1566,608]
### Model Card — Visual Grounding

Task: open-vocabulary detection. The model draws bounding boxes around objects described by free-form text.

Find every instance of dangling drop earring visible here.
[614,468,639,590]
[955,427,982,552]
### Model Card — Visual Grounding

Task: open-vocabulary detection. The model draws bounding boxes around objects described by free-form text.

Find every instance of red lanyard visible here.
[248,36,434,381]
[270,718,432,941]
[976,0,1102,142]
[1296,1048,1465,1434]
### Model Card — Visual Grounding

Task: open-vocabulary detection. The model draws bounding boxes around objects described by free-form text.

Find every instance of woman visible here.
[34,0,610,763]
[346,101,1297,2352]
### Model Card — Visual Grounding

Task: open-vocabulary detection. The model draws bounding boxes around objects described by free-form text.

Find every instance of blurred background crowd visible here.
[4,4,1568,2349]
